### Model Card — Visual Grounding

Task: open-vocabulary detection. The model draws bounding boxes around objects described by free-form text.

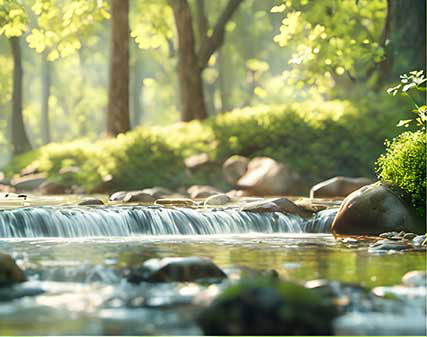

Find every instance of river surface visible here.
[0,196,425,335]
[0,233,425,335]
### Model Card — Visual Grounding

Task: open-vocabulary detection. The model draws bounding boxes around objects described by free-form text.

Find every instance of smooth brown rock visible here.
[123,191,156,203]
[0,254,27,286]
[332,183,425,235]
[12,173,47,191]
[310,176,374,199]
[222,155,250,185]
[237,157,305,196]
[78,198,104,206]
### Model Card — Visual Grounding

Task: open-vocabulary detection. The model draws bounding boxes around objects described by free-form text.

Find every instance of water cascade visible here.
[0,206,333,238]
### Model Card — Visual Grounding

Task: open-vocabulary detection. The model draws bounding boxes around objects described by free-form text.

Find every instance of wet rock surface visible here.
[0,253,27,286]
[198,278,338,335]
[126,257,227,283]
[332,183,425,235]
[310,176,373,199]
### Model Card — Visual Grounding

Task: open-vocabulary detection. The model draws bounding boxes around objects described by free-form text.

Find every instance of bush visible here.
[376,131,426,218]
[4,97,411,193]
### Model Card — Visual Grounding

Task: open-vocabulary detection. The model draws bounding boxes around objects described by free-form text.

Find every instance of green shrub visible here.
[4,96,412,193]
[376,131,426,218]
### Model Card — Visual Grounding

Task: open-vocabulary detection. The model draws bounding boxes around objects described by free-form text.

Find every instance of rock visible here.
[331,183,425,235]
[403,232,417,240]
[12,173,46,191]
[402,271,426,287]
[184,153,212,172]
[222,155,250,185]
[123,191,156,203]
[198,278,337,335]
[78,198,104,206]
[310,176,373,199]
[38,181,68,195]
[0,285,44,301]
[241,197,312,219]
[141,187,174,199]
[412,234,426,246]
[237,157,305,195]
[127,257,227,283]
[379,231,399,239]
[187,185,222,199]
[368,239,410,252]
[154,198,198,207]
[109,191,128,201]
[204,194,231,206]
[0,254,27,286]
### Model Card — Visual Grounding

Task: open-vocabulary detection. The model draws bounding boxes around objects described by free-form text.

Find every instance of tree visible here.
[377,0,426,88]
[40,50,51,144]
[0,1,32,155]
[107,0,130,137]
[169,0,244,121]
[10,36,32,155]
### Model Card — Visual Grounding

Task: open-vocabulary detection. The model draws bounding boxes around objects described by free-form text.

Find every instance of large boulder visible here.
[0,254,27,286]
[237,157,305,196]
[198,278,337,335]
[331,183,425,235]
[310,176,374,199]
[126,256,227,283]
[222,155,250,185]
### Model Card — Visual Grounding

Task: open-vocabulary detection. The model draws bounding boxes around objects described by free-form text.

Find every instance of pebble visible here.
[78,198,104,206]
[403,233,417,240]
[379,232,398,239]
[412,235,427,246]
[369,239,410,252]
[402,270,426,288]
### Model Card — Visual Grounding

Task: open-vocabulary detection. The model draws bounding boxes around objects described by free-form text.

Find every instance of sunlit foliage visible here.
[273,0,387,97]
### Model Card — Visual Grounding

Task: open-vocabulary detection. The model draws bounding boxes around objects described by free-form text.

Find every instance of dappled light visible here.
[0,0,425,335]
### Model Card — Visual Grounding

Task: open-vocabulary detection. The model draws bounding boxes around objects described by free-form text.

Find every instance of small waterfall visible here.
[0,206,332,238]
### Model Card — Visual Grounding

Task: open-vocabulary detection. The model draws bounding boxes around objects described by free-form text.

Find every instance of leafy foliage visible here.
[387,70,427,129]
[376,131,426,218]
[6,98,408,191]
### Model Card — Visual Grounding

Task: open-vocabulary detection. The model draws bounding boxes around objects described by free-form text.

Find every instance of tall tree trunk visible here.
[377,0,426,87]
[10,37,32,156]
[41,50,51,145]
[107,0,130,136]
[169,0,207,121]
[131,51,144,127]
[169,0,244,121]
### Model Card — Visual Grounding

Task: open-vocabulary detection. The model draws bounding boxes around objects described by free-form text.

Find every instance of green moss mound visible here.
[198,277,338,335]
[376,131,426,219]
[4,98,408,193]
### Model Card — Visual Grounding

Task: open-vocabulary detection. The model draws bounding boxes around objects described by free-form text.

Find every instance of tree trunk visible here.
[169,0,207,121]
[131,50,144,127]
[377,0,426,87]
[10,37,32,156]
[41,50,51,145]
[107,0,130,136]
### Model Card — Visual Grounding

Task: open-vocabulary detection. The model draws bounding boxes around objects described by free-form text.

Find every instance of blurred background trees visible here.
[0,0,425,167]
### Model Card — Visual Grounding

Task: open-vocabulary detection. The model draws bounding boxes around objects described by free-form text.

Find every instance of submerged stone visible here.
[331,183,425,235]
[78,198,104,206]
[0,253,27,286]
[402,270,426,288]
[127,256,227,283]
[198,278,338,335]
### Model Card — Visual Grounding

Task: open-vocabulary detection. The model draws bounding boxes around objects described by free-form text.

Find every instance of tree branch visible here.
[195,0,209,43]
[197,0,244,69]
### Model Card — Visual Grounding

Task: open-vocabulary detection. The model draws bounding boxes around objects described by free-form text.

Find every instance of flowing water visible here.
[0,201,425,335]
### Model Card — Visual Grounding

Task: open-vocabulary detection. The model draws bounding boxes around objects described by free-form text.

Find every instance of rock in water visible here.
[198,278,337,335]
[204,194,231,206]
[331,183,425,235]
[0,254,27,286]
[127,256,227,283]
[310,176,373,199]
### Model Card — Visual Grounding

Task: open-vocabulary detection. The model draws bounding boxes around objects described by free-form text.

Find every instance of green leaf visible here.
[396,119,412,127]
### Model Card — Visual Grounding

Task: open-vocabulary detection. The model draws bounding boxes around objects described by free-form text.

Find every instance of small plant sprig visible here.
[387,70,426,130]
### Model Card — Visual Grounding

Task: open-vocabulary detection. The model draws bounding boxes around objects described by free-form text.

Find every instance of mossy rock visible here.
[198,278,338,335]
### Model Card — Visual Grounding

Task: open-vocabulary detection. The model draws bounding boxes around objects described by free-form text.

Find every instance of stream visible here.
[0,196,425,335]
